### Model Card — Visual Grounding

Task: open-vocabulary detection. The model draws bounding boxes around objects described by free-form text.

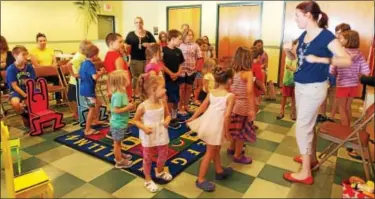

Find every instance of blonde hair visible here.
[108,70,128,94]
[137,74,163,100]
[231,47,252,72]
[202,58,216,75]
[134,16,144,24]
[79,40,92,53]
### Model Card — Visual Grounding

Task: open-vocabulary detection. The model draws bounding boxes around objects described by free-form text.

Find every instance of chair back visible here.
[58,64,71,86]
[34,66,59,78]
[1,122,15,198]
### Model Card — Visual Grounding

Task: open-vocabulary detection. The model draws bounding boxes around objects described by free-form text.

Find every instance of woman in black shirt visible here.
[125,17,156,98]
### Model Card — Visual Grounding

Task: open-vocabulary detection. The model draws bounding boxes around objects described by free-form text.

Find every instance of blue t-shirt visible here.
[79,60,97,97]
[294,29,336,84]
[6,63,36,93]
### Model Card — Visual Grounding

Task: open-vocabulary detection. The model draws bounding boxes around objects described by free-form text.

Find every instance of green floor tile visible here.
[52,173,86,198]
[316,137,337,155]
[185,161,254,193]
[274,136,299,157]
[244,146,273,163]
[333,157,365,185]
[198,184,244,198]
[14,157,48,174]
[40,129,69,141]
[258,164,291,188]
[247,138,279,152]
[22,140,61,156]
[256,111,294,128]
[213,169,255,193]
[153,188,187,198]
[265,124,291,135]
[90,168,136,193]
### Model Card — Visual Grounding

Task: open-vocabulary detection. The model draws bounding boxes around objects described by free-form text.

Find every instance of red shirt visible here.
[104,51,132,97]
[252,63,264,97]
[160,42,167,47]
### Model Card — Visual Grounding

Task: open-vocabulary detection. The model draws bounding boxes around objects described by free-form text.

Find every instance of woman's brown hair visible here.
[231,47,253,72]
[0,35,9,52]
[341,30,360,49]
[296,1,328,29]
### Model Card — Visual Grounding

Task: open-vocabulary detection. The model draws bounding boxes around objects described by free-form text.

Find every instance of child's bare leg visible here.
[197,145,215,183]
[114,141,122,162]
[194,79,202,104]
[10,97,23,113]
[347,97,353,126]
[84,107,95,135]
[212,146,223,173]
[185,85,193,112]
[178,84,186,114]
[234,140,245,159]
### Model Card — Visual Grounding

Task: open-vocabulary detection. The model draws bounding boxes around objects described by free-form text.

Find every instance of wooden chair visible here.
[1,121,53,198]
[33,66,70,109]
[315,103,375,181]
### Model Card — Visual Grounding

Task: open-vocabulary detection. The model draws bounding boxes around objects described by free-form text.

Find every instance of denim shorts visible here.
[110,127,127,141]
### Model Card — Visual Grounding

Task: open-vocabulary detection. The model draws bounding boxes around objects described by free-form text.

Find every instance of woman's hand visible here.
[305,55,319,63]
[283,42,293,52]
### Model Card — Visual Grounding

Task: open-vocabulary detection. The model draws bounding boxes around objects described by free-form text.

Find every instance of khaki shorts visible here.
[130,60,146,89]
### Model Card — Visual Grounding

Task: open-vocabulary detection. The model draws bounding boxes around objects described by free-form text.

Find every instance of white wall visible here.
[122,1,285,46]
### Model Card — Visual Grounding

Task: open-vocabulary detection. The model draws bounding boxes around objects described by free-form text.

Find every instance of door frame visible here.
[215,1,264,58]
[277,1,287,86]
[166,4,202,36]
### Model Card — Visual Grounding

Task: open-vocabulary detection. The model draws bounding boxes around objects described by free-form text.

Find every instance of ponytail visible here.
[318,12,329,29]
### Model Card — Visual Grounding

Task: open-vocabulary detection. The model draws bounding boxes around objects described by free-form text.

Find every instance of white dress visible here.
[139,102,169,147]
[187,93,232,145]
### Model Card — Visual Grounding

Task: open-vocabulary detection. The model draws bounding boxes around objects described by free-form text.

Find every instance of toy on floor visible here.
[76,79,108,127]
[25,78,65,136]
[348,176,375,198]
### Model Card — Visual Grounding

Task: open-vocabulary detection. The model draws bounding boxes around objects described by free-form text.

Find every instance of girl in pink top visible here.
[330,30,370,126]
[227,47,256,165]
[178,29,202,115]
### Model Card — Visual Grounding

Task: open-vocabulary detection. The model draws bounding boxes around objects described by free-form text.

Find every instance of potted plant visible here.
[74,0,101,38]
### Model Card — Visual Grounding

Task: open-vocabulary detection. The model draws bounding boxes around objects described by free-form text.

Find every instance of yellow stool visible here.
[1,122,53,198]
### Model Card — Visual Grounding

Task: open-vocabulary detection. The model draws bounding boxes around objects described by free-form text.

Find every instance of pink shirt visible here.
[179,42,202,76]
[330,48,370,87]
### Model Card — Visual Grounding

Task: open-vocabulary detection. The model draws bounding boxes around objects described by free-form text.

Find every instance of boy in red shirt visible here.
[250,46,266,113]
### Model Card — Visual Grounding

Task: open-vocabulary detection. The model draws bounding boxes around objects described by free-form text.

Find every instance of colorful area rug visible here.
[54,117,206,184]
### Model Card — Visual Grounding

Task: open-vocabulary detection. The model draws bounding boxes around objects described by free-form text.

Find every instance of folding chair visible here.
[1,121,54,198]
[315,103,375,181]
[34,66,71,110]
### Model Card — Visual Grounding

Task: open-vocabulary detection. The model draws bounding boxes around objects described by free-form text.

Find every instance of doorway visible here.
[216,3,263,63]
[167,5,202,37]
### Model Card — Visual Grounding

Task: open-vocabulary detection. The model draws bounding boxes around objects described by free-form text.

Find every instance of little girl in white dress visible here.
[186,66,236,192]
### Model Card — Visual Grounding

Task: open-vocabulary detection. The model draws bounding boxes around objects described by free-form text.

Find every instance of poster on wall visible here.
[153,27,159,35]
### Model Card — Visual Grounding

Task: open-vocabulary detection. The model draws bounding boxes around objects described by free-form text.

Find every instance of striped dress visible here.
[229,73,256,142]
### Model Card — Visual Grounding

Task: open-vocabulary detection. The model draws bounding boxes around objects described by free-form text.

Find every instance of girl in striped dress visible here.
[227,47,257,164]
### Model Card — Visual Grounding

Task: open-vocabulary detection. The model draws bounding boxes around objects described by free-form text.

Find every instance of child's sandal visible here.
[144,180,159,193]
[196,180,215,192]
[155,171,173,181]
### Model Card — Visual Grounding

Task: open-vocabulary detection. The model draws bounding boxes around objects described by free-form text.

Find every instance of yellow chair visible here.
[1,137,22,175]
[1,122,54,198]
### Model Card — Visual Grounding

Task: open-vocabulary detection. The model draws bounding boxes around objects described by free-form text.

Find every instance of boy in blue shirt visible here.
[79,44,106,136]
[6,45,36,127]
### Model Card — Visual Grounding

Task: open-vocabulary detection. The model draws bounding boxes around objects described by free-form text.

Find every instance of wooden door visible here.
[217,4,262,63]
[168,6,201,37]
[279,1,375,86]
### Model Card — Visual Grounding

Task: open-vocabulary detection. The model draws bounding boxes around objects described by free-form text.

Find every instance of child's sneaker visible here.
[114,159,132,169]
[215,167,233,180]
[155,171,173,181]
[234,156,252,164]
[144,180,159,193]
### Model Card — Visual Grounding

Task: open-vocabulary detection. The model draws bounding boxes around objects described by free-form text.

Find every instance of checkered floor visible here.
[1,96,368,198]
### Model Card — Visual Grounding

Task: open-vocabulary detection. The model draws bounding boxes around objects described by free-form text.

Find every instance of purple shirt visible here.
[330,48,370,87]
